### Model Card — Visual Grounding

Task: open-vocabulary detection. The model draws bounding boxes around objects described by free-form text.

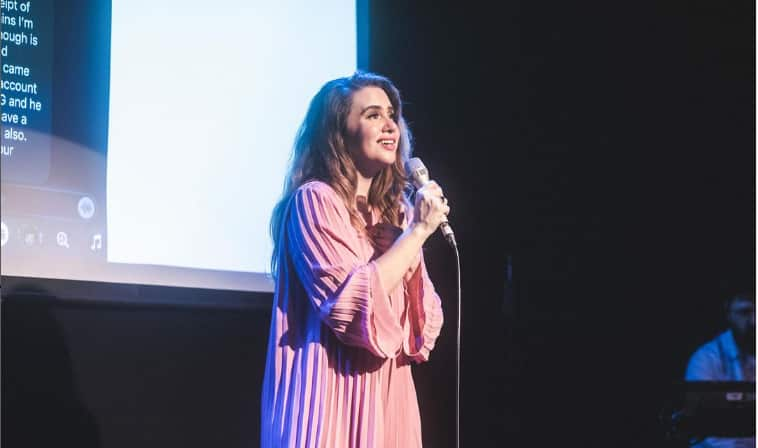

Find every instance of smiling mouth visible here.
[378,139,396,150]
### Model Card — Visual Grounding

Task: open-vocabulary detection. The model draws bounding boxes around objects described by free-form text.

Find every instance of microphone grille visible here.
[406,157,429,188]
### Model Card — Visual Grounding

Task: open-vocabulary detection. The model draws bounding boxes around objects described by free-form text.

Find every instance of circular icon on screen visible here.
[1,221,8,247]
[78,196,95,220]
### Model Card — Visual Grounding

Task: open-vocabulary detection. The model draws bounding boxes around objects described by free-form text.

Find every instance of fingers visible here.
[417,182,450,212]
[431,189,449,215]
[413,180,452,235]
[418,181,446,203]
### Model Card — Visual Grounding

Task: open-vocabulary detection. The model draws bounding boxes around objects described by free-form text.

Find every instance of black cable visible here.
[453,243,461,448]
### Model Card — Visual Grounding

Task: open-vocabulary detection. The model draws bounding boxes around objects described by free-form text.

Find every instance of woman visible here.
[261,71,447,447]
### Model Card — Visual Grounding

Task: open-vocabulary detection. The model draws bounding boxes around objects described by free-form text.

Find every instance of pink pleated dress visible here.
[261,180,444,447]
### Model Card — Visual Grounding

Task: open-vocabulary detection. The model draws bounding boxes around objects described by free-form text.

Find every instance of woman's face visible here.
[344,86,399,177]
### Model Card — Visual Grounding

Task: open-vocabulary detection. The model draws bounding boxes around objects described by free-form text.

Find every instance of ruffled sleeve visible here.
[399,204,444,362]
[285,181,404,359]
[402,254,444,362]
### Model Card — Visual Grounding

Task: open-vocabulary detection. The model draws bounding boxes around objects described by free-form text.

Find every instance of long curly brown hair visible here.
[269,71,414,276]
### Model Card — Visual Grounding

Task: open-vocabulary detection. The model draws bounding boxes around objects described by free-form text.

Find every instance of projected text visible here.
[0,0,52,183]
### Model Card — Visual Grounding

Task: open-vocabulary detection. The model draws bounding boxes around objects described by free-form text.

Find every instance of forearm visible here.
[374,223,428,292]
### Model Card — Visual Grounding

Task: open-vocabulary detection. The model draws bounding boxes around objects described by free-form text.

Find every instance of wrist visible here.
[408,222,433,239]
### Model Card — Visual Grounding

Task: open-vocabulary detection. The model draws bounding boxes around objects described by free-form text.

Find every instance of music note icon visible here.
[90,234,102,251]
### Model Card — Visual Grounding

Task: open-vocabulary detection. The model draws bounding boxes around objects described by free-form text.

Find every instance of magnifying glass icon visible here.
[57,231,70,248]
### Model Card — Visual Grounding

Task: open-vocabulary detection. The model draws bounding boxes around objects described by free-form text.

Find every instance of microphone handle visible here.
[439,220,457,248]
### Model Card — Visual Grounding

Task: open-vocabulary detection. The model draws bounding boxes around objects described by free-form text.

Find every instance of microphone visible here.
[406,157,457,248]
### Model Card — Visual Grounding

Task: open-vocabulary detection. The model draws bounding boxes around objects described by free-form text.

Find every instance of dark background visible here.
[2,1,754,447]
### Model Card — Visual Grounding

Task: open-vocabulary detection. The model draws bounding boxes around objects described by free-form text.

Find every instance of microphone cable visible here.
[453,242,461,448]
